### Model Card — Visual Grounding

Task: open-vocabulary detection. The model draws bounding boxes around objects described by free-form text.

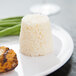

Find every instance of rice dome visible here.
[20,14,52,56]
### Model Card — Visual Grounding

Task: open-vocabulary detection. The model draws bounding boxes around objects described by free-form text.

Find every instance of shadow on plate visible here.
[0,70,18,76]
[47,57,72,76]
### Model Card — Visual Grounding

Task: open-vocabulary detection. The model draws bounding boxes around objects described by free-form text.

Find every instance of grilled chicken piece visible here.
[0,46,18,73]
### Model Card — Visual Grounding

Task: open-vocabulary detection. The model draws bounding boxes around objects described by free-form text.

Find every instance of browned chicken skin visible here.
[0,46,18,73]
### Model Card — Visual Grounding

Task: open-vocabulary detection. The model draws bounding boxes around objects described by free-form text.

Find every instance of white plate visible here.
[0,24,74,76]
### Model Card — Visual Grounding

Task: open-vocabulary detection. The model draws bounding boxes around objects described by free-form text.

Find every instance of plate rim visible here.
[36,24,74,76]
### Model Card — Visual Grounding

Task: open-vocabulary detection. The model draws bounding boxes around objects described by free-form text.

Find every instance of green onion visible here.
[0,16,23,37]
[10,31,20,36]
[0,19,21,23]
[0,27,7,31]
[0,22,20,27]
[0,24,21,37]
[1,16,23,20]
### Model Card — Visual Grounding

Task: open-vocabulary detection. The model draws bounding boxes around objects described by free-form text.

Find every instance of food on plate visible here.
[0,46,18,73]
[20,14,52,56]
[1,16,23,20]
[0,16,23,37]
[0,24,21,37]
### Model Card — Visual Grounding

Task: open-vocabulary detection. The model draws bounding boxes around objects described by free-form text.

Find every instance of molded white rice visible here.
[19,14,52,56]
